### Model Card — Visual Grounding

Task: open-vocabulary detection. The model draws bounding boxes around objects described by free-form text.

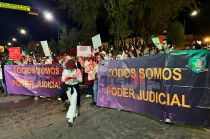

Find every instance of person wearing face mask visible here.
[61,59,83,126]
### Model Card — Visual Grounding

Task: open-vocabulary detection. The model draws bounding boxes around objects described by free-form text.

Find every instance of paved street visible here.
[0,87,210,139]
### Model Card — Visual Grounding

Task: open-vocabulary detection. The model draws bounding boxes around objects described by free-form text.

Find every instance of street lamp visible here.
[20,29,26,35]
[12,37,22,47]
[43,11,60,44]
[184,10,199,34]
[8,42,12,46]
[204,37,209,48]
[19,28,31,45]
[43,11,53,20]
[12,38,17,42]
[191,10,198,16]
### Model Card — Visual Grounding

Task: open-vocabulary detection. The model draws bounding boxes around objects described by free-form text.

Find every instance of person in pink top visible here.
[84,57,96,98]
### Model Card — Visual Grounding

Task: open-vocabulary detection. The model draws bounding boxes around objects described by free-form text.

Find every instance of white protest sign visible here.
[77,46,92,57]
[40,41,51,56]
[92,34,102,48]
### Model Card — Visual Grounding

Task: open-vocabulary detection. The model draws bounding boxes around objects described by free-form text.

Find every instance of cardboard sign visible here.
[77,46,92,57]
[40,41,51,56]
[92,34,102,48]
[8,47,21,60]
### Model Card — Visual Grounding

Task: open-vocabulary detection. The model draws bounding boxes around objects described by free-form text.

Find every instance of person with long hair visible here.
[92,54,103,105]
[61,59,82,126]
[84,57,96,98]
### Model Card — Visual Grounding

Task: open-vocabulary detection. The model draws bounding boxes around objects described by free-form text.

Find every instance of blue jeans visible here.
[0,79,7,95]
[87,80,94,95]
[93,79,98,102]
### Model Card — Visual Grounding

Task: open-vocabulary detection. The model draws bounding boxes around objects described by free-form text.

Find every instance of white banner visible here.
[92,34,102,48]
[40,41,51,56]
[77,46,92,57]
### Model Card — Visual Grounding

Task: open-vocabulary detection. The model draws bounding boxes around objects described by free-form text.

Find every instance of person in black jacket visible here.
[0,60,8,96]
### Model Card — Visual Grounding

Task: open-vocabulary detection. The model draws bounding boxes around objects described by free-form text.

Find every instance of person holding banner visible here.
[92,54,104,105]
[0,60,7,96]
[61,59,83,126]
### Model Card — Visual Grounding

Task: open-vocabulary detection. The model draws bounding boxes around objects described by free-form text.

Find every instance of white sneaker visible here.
[68,118,73,127]
[86,94,92,98]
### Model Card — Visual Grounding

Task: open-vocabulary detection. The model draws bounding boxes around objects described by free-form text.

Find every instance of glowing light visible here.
[191,10,198,16]
[12,38,17,41]
[43,11,53,21]
[20,29,26,34]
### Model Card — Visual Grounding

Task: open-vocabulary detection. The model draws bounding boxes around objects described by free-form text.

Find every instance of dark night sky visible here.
[184,0,210,36]
[0,0,210,46]
[0,0,70,46]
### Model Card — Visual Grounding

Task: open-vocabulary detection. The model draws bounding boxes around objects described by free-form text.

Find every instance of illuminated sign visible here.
[0,2,30,12]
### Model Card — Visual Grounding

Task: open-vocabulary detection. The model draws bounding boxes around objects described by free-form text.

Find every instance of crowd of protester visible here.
[0,46,173,126]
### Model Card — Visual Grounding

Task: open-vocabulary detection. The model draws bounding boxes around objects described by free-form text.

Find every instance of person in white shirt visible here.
[61,59,83,126]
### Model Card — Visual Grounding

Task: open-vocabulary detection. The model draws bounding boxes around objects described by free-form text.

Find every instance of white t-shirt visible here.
[61,68,82,85]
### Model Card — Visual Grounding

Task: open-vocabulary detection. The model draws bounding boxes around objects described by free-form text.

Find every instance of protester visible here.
[0,60,7,96]
[27,56,34,65]
[61,59,83,126]
[59,53,72,68]
[92,54,103,105]
[116,54,121,60]
[84,57,95,98]
[129,52,135,58]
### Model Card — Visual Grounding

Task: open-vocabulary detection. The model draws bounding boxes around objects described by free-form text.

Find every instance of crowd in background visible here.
[0,46,169,98]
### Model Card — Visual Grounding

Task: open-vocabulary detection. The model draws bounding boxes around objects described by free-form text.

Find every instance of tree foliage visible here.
[58,0,196,51]
[167,21,185,48]
[48,38,58,55]
[59,0,103,43]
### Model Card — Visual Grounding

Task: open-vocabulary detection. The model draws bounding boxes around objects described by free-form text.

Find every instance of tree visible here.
[58,0,197,51]
[167,21,185,49]
[59,0,103,44]
[48,38,58,55]
[128,0,196,48]
[104,0,133,51]
[59,26,70,53]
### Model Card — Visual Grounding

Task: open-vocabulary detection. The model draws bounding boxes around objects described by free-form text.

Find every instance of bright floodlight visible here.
[12,38,17,41]
[8,42,12,46]
[44,11,53,21]
[20,29,26,34]
[191,10,198,16]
